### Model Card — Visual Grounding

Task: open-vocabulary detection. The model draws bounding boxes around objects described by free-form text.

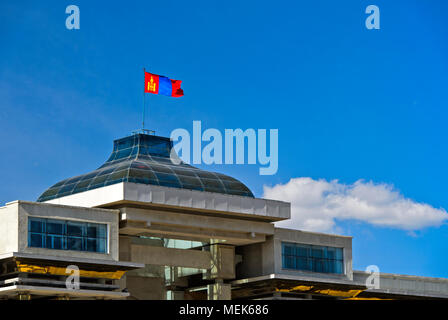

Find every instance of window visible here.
[281,242,344,274]
[28,217,107,253]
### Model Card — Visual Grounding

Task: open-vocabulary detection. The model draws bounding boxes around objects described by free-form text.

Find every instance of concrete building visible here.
[1,132,447,300]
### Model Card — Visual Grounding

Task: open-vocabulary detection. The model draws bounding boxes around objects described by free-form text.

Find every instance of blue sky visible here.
[1,1,447,277]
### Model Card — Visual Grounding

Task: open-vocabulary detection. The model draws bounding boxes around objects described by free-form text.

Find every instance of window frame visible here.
[27,217,108,254]
[281,242,345,275]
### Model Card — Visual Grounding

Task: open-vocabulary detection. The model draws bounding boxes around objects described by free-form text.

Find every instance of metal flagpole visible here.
[142,67,146,129]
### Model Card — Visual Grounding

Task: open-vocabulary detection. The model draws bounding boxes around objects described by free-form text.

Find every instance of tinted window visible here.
[282,242,344,274]
[28,218,107,253]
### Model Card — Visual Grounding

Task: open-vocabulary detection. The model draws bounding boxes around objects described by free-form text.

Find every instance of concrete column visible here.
[204,244,235,280]
[166,290,185,300]
[207,282,231,300]
[17,293,31,300]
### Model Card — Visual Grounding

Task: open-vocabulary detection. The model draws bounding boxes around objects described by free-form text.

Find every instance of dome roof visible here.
[37,133,254,202]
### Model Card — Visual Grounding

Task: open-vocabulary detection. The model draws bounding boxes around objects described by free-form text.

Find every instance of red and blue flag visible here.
[144,71,184,98]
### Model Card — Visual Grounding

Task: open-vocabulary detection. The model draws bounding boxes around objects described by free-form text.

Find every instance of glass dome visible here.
[37,133,254,202]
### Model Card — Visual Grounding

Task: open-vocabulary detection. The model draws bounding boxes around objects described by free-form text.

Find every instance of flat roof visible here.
[4,200,119,214]
[0,285,129,299]
[231,273,365,288]
[0,252,144,270]
[44,182,291,222]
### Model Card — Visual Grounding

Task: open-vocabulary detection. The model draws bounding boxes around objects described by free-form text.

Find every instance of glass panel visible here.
[29,218,44,233]
[73,179,91,190]
[150,164,174,174]
[200,178,224,189]
[29,233,44,248]
[46,235,64,250]
[90,174,108,186]
[283,244,295,255]
[87,223,107,238]
[284,256,295,269]
[322,247,328,259]
[40,188,58,198]
[281,242,344,274]
[177,175,203,188]
[80,172,100,181]
[67,221,85,237]
[87,224,99,238]
[116,137,134,150]
[97,224,107,238]
[85,238,106,253]
[172,168,199,177]
[130,147,138,157]
[128,168,158,180]
[335,248,343,260]
[99,167,116,175]
[86,238,98,252]
[314,259,324,273]
[326,260,334,273]
[222,180,249,192]
[28,218,107,253]
[58,183,77,195]
[65,176,83,185]
[130,162,150,170]
[335,261,344,274]
[296,257,310,271]
[106,170,128,182]
[155,172,181,187]
[37,132,257,202]
[296,245,309,257]
[51,180,66,188]
[324,262,330,273]
[311,247,324,259]
[67,237,83,251]
[97,238,107,253]
[116,148,132,159]
[46,219,65,235]
[196,171,218,179]
[327,247,336,259]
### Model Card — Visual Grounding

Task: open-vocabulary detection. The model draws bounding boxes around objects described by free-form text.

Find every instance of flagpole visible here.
[142,67,146,129]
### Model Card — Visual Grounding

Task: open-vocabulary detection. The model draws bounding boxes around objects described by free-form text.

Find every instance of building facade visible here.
[0,133,447,300]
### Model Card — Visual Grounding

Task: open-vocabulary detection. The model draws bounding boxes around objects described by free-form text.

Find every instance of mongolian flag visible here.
[144,71,184,98]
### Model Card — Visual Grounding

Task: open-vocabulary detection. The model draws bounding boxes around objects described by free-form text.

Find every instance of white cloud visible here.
[263,178,447,233]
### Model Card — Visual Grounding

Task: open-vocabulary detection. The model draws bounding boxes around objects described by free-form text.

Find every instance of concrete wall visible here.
[236,236,275,278]
[273,228,353,280]
[205,244,235,280]
[237,227,353,281]
[353,270,448,298]
[45,182,291,222]
[119,206,272,246]
[130,244,212,269]
[0,202,19,254]
[125,275,166,300]
[119,236,166,300]
[1,201,120,261]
